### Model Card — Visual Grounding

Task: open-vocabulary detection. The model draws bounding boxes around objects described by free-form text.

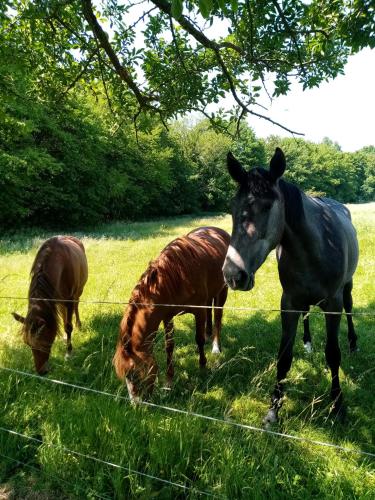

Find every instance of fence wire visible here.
[0,426,222,498]
[1,295,375,316]
[1,366,375,460]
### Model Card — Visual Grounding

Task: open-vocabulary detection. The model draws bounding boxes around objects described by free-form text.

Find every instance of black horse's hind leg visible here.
[343,280,357,352]
[303,310,312,353]
[264,295,300,425]
[64,303,74,359]
[323,297,344,416]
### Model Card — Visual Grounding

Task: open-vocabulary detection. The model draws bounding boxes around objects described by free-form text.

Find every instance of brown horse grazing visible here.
[113,226,230,402]
[12,236,88,374]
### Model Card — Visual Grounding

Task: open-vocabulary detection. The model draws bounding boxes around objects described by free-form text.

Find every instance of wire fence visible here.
[1,366,375,459]
[1,292,375,496]
[0,426,221,498]
[1,295,375,316]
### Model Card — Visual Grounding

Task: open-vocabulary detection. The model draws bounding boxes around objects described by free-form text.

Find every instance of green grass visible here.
[1,205,375,499]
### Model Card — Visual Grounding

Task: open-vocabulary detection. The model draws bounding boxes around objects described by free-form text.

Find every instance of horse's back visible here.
[158,226,229,304]
[186,226,230,255]
[37,236,88,298]
[309,196,359,284]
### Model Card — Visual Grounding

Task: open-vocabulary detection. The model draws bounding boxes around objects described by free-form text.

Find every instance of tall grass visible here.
[0,205,375,498]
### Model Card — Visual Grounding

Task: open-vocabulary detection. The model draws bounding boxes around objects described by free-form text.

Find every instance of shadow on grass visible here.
[0,214,227,255]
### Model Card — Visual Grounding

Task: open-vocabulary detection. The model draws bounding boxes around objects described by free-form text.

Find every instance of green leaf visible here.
[199,0,213,19]
[230,0,238,12]
[171,0,183,19]
[218,0,226,10]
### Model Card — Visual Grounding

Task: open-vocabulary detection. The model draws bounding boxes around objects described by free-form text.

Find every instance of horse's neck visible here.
[126,306,161,352]
[279,186,318,255]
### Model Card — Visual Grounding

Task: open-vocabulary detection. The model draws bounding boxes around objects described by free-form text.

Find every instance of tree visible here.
[1,0,374,134]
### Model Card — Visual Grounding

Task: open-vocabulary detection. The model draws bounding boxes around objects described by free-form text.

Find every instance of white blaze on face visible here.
[225,245,246,271]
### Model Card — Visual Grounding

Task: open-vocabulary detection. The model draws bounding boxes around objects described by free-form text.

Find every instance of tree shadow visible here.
[0,214,227,255]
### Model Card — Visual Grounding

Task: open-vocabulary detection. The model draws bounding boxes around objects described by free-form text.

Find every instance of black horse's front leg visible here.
[264,295,300,425]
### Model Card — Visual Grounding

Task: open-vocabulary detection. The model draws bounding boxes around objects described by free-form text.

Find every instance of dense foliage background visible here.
[0,15,374,230]
[1,0,374,229]
[1,78,374,229]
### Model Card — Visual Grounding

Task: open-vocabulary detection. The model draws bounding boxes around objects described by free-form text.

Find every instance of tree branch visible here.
[150,0,243,54]
[93,36,114,114]
[80,0,155,109]
[61,50,96,97]
[214,49,304,135]
[271,0,307,78]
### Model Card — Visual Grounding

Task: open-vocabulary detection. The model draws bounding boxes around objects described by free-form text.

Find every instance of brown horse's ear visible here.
[269,147,286,182]
[227,152,247,185]
[12,312,25,324]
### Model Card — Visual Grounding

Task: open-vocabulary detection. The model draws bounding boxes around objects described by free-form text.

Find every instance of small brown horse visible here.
[113,226,230,402]
[12,236,88,374]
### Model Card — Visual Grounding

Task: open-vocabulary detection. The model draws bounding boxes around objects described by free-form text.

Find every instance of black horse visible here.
[223,148,359,423]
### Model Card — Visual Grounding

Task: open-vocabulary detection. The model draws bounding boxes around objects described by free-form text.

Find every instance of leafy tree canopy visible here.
[1,0,374,134]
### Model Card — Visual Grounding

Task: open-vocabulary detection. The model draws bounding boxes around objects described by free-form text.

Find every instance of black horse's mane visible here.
[278,178,305,230]
[27,239,61,334]
[253,168,305,230]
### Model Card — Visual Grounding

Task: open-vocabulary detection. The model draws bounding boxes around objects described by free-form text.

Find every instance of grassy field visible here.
[0,203,375,499]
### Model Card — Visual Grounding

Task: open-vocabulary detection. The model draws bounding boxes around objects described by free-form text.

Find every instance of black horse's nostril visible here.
[223,261,250,290]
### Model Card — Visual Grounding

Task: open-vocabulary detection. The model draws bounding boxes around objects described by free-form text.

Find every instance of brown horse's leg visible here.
[74,300,82,329]
[205,299,213,342]
[164,319,175,388]
[65,303,74,359]
[194,309,207,368]
[212,287,228,354]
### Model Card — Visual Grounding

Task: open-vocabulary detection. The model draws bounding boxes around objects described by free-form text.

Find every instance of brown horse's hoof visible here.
[37,361,50,376]
[211,340,221,354]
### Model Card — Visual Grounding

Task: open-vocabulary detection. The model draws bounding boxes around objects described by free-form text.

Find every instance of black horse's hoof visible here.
[329,393,346,423]
[263,408,278,428]
[329,404,346,423]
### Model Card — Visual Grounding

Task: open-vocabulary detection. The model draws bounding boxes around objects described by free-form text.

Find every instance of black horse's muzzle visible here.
[223,259,254,291]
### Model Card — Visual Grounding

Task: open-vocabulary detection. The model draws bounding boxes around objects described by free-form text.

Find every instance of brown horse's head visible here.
[12,306,57,374]
[113,305,159,403]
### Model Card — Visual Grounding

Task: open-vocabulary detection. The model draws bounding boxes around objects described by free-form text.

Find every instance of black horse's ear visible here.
[12,312,25,324]
[269,147,286,182]
[227,152,247,185]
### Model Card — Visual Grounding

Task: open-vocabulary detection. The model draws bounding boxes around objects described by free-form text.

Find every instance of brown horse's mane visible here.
[121,229,227,351]
[26,238,63,336]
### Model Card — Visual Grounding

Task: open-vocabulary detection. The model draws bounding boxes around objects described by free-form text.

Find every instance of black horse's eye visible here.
[261,200,273,212]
